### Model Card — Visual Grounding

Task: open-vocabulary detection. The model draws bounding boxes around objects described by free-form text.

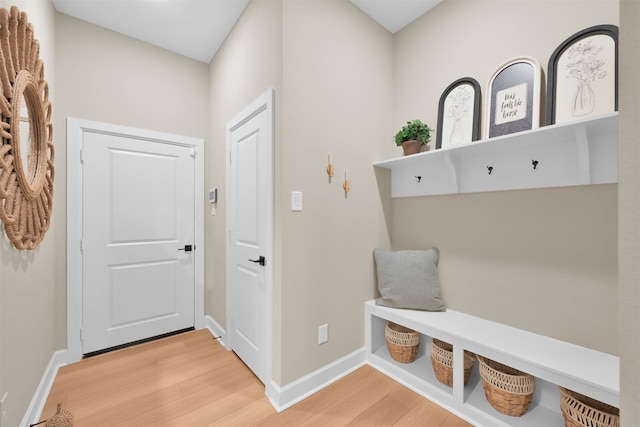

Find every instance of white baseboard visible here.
[203,316,366,412]
[20,350,67,427]
[266,347,366,412]
[204,315,229,350]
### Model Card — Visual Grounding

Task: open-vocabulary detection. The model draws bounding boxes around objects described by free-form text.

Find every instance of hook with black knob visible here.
[487,166,493,175]
[532,159,539,170]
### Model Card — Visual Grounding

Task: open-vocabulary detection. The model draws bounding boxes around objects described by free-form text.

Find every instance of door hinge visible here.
[191,147,196,158]
[228,151,232,164]
[80,238,84,253]
[80,148,84,164]
[80,327,84,342]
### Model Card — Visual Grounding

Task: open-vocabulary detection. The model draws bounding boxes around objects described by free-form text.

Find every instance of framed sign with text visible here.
[485,57,541,138]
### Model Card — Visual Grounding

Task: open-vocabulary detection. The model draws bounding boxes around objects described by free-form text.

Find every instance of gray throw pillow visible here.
[373,248,445,311]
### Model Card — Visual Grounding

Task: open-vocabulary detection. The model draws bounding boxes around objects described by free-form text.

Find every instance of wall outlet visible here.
[0,392,8,427]
[318,324,328,344]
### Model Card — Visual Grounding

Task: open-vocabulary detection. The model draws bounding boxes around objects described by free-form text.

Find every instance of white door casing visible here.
[226,88,274,386]
[67,118,205,363]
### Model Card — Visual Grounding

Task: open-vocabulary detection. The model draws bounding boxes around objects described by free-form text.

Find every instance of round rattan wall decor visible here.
[0,6,54,250]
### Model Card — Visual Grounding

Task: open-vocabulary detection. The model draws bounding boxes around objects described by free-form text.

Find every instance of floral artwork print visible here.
[436,78,480,149]
[547,25,617,125]
[565,39,608,117]
[446,85,473,145]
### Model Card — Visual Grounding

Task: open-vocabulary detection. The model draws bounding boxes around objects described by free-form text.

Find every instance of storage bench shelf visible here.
[364,300,619,426]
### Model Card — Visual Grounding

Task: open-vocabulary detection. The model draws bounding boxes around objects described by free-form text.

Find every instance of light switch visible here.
[291,191,302,211]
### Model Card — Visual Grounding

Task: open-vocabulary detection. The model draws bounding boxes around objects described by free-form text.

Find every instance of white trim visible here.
[204,315,229,350]
[66,117,205,363]
[266,348,366,412]
[20,350,67,427]
[225,88,275,385]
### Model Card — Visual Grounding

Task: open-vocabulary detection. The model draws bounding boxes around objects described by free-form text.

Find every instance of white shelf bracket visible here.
[575,125,591,185]
[443,152,459,194]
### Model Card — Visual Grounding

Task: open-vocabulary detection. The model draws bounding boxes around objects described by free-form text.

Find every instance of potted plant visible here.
[395,119,432,155]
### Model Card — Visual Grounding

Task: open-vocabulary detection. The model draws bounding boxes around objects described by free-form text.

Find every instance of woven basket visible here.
[430,338,475,387]
[46,403,74,427]
[559,387,619,427]
[385,321,420,363]
[477,355,535,417]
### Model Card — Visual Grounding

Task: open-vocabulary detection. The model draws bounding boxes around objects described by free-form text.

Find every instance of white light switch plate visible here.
[291,191,302,211]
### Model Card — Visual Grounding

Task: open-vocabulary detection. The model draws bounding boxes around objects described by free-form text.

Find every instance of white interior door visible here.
[81,132,196,355]
[227,89,274,385]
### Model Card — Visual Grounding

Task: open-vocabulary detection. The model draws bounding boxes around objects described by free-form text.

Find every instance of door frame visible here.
[66,117,205,363]
[226,88,274,387]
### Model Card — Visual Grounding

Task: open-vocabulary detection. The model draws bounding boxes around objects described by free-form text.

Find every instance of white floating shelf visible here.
[374,113,618,198]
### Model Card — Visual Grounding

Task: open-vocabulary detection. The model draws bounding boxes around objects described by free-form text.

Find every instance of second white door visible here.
[227,89,274,385]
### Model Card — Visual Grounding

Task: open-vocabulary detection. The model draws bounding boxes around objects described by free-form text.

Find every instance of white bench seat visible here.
[364,300,619,427]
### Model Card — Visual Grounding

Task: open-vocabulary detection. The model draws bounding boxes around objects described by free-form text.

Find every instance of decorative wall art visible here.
[546,25,618,125]
[485,57,541,139]
[436,77,481,149]
[0,6,54,250]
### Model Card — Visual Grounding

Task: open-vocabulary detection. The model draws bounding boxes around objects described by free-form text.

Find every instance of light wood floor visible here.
[41,329,472,426]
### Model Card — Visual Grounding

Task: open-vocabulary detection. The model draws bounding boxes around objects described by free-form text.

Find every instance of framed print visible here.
[485,57,541,139]
[436,77,481,149]
[546,25,618,125]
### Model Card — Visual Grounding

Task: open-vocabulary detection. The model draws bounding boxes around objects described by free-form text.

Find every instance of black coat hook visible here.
[532,160,539,170]
[487,166,493,175]
[415,176,422,183]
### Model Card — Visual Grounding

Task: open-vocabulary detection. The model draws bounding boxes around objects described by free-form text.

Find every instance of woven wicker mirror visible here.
[0,6,54,250]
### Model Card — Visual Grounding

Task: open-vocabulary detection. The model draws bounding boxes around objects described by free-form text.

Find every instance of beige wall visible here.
[391,0,619,354]
[207,0,394,385]
[0,1,56,425]
[619,0,639,424]
[278,0,394,384]
[55,13,209,137]
[54,12,209,347]
[0,9,208,426]
[206,0,283,339]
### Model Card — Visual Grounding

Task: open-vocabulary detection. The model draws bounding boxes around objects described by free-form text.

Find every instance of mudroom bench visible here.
[364,300,619,426]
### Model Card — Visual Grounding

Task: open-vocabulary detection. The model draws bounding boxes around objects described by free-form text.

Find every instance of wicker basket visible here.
[430,338,475,387]
[477,355,535,417]
[46,403,74,427]
[559,387,619,427]
[385,321,420,363]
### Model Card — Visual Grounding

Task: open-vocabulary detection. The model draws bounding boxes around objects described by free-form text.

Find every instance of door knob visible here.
[249,256,266,266]
[178,244,193,252]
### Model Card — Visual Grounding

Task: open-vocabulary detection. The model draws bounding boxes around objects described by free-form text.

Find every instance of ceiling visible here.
[51,0,443,64]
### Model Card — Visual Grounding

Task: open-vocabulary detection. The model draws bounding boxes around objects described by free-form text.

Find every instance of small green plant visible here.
[394,119,432,146]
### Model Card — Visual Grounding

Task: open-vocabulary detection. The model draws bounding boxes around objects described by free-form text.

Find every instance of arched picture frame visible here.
[436,77,481,149]
[0,6,54,250]
[485,57,541,139]
[546,24,618,125]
